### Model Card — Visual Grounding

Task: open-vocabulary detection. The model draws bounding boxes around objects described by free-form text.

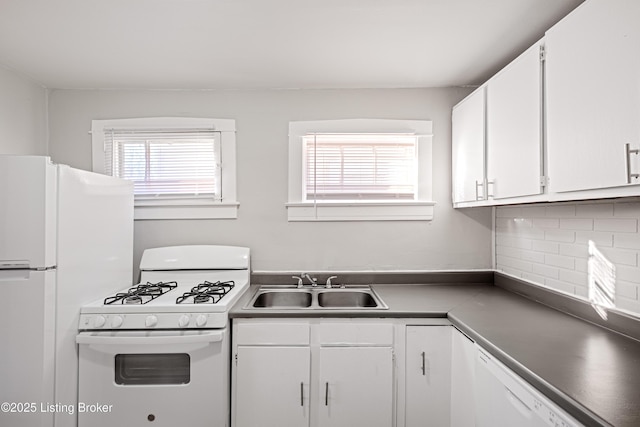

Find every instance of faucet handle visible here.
[326,276,338,288]
[292,276,303,288]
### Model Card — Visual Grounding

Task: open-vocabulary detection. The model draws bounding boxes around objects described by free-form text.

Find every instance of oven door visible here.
[76,328,229,427]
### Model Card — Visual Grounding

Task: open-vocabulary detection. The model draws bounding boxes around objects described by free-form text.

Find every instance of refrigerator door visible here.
[0,156,57,269]
[54,165,134,427]
[0,269,56,427]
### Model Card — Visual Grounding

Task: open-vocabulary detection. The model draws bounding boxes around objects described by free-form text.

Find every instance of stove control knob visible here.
[195,314,208,327]
[94,315,106,328]
[145,315,158,328]
[178,314,190,328]
[111,315,124,328]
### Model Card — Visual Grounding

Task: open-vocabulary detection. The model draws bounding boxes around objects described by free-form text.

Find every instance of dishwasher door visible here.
[475,349,536,427]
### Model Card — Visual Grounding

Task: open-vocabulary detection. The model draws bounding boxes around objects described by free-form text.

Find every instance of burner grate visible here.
[176,281,235,304]
[104,281,178,305]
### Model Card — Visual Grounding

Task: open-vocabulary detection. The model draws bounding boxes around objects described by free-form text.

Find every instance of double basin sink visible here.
[246,285,388,310]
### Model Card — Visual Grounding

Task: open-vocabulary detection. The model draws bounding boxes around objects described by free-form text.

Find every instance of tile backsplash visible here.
[495,199,640,316]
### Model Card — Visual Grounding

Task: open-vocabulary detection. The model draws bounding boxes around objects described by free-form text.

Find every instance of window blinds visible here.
[104,128,221,198]
[304,134,418,201]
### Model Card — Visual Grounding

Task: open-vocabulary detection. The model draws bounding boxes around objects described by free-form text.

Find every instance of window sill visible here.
[134,201,239,220]
[285,201,435,222]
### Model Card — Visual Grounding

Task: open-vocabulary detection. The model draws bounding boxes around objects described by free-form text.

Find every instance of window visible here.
[288,119,434,221]
[92,117,238,220]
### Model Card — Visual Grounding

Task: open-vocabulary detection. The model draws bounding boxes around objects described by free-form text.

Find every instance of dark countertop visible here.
[230,278,640,427]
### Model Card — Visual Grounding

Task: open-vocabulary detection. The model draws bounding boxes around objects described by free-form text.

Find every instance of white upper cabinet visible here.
[452,88,486,204]
[546,0,640,193]
[486,42,543,200]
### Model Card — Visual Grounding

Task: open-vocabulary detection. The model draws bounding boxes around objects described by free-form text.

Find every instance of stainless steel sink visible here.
[251,289,313,308]
[246,285,387,310]
[317,290,378,308]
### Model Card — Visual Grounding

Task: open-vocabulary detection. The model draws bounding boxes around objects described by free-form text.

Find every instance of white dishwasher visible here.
[475,348,583,427]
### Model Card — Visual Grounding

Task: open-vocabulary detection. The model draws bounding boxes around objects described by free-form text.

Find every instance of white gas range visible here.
[76,245,249,427]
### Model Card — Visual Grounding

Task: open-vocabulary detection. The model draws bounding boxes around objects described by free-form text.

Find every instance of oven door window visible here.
[115,354,190,385]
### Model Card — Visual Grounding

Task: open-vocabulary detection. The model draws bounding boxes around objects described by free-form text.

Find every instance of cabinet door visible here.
[452,88,486,203]
[317,346,393,427]
[546,0,640,192]
[405,326,452,427]
[234,346,310,427]
[486,42,543,199]
[450,328,476,427]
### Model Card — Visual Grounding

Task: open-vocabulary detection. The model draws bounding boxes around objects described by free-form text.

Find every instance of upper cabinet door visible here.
[452,88,486,204]
[486,42,543,199]
[546,0,640,193]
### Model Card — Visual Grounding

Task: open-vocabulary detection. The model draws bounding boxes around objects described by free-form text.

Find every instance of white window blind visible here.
[304,133,418,201]
[104,128,221,199]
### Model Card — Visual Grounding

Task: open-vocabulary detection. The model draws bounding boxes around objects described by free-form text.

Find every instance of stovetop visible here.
[79,270,249,330]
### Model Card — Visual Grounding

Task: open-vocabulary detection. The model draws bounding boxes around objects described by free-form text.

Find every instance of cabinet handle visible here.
[300,382,304,407]
[625,143,639,183]
[486,179,495,199]
[475,180,484,201]
[421,351,426,376]
[325,382,329,406]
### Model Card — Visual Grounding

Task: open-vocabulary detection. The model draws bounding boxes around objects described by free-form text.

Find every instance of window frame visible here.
[91,117,238,220]
[287,119,435,221]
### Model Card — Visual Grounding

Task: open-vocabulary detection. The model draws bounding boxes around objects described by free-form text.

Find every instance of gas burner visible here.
[176,281,235,304]
[104,281,178,305]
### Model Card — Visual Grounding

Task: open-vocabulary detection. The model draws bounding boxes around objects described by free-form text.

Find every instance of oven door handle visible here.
[76,331,224,346]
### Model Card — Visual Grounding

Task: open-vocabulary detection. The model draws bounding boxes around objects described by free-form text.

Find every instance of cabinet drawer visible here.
[235,322,310,345]
[318,322,393,345]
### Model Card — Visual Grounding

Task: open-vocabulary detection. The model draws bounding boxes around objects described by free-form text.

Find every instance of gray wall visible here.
[47,88,492,277]
[0,66,48,155]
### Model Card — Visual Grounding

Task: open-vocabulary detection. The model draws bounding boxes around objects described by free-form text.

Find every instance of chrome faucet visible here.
[302,273,318,287]
[325,276,338,289]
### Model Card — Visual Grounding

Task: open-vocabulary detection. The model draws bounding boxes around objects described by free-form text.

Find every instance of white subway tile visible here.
[576,259,588,273]
[615,265,640,283]
[559,218,594,231]
[496,233,533,250]
[545,205,576,217]
[496,255,533,272]
[533,218,559,228]
[599,247,638,267]
[532,263,560,279]
[519,228,546,241]
[559,269,588,287]
[497,266,524,278]
[576,203,614,218]
[532,240,560,254]
[614,233,640,250]
[544,229,576,243]
[615,296,640,314]
[575,231,614,247]
[522,272,546,285]
[521,206,546,217]
[545,278,575,294]
[574,285,588,298]
[496,206,522,218]
[521,249,545,263]
[616,280,638,300]
[545,253,575,270]
[613,201,640,218]
[559,243,589,258]
[594,218,638,233]
[495,217,513,229]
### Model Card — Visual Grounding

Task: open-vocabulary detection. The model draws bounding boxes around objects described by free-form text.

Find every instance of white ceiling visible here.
[0,0,584,90]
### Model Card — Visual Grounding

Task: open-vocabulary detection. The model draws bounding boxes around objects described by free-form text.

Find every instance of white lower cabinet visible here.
[405,326,452,427]
[450,328,476,427]
[232,319,394,427]
[234,346,310,427]
[318,346,393,427]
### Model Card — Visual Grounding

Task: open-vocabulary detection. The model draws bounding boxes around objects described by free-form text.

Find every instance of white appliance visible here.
[76,245,250,427]
[475,348,583,427]
[0,155,134,427]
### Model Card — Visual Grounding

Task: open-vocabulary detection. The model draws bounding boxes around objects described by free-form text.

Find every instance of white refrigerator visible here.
[0,156,134,427]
